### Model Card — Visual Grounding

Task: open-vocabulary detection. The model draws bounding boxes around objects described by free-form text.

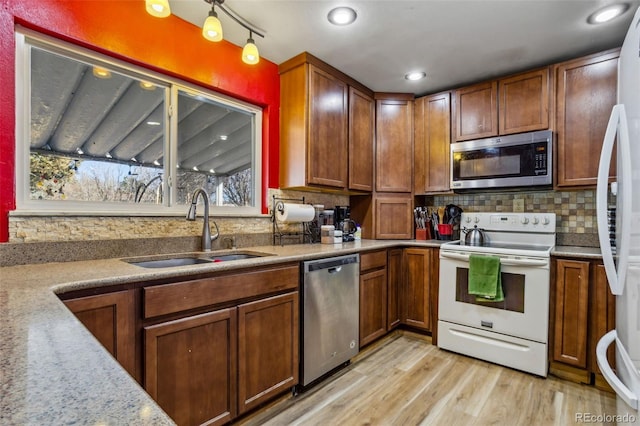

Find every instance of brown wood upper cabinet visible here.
[375,93,414,193]
[555,49,618,188]
[374,193,413,239]
[414,92,451,193]
[349,87,375,191]
[453,68,550,141]
[279,52,374,192]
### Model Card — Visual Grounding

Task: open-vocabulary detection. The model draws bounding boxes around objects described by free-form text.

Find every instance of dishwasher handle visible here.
[304,254,359,273]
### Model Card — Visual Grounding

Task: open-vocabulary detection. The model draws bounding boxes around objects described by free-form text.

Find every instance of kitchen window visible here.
[14,29,262,216]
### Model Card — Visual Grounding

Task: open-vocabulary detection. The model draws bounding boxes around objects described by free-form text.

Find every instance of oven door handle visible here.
[441,252,548,267]
[499,258,548,267]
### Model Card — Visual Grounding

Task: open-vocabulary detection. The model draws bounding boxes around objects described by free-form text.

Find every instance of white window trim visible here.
[14,27,263,217]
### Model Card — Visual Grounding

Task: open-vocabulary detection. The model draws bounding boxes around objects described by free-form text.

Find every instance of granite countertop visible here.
[0,239,443,425]
[552,245,603,259]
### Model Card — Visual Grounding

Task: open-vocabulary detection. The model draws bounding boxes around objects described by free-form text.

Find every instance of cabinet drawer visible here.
[360,250,387,272]
[144,264,299,318]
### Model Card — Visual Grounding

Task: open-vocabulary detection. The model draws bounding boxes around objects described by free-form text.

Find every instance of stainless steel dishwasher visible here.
[301,254,359,387]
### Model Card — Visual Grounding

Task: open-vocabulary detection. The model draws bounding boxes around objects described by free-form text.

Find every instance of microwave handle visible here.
[440,251,547,267]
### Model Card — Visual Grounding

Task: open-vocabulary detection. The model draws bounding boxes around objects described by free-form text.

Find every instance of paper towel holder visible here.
[271,195,313,246]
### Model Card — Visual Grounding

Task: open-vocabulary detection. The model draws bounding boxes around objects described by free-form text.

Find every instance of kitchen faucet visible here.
[186,188,219,251]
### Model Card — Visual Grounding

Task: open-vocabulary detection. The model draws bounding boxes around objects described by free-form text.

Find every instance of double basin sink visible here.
[125,250,274,269]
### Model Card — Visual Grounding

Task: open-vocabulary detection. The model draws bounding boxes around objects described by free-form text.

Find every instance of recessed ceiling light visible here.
[587,3,630,24]
[146,121,161,126]
[405,71,426,81]
[92,66,112,79]
[328,7,357,26]
[219,135,228,140]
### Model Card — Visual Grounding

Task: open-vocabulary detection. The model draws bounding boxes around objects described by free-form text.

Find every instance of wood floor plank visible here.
[238,332,620,426]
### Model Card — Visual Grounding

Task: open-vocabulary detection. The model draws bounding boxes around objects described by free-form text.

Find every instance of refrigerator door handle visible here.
[597,104,632,295]
[596,330,639,410]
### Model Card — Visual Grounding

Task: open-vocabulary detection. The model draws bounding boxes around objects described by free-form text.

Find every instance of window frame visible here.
[14,28,263,217]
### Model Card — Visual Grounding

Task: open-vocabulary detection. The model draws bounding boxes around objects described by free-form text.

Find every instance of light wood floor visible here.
[239,332,619,426]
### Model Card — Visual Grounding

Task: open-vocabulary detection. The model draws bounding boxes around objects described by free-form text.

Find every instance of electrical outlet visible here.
[513,198,525,212]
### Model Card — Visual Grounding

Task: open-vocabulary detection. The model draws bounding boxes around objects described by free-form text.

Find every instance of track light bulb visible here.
[145,0,171,18]
[202,10,223,41]
[242,38,260,65]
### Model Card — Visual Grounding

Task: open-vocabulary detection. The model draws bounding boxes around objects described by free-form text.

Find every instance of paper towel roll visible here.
[275,203,315,223]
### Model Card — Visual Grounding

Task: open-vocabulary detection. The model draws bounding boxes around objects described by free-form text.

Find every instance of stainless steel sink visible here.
[125,251,274,268]
[206,253,262,262]
[128,257,212,268]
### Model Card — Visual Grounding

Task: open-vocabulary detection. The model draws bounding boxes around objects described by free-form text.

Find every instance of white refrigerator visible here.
[596,5,640,422]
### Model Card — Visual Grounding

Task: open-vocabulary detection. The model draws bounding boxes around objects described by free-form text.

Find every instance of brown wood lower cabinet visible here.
[237,293,299,414]
[359,247,437,347]
[140,264,300,425]
[402,248,432,331]
[550,257,615,389]
[63,290,136,378]
[553,259,589,368]
[144,309,238,426]
[359,250,388,347]
[387,248,403,330]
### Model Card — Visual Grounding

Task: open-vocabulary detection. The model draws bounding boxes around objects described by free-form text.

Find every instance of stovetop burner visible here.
[440,212,557,257]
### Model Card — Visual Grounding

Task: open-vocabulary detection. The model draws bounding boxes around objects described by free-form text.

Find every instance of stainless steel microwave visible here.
[450,130,552,191]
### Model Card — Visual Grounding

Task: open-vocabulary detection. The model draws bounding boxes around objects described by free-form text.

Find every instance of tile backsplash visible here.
[7,188,349,243]
[430,189,599,246]
[6,188,598,247]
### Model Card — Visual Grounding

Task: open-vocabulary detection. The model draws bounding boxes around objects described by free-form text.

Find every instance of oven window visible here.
[455,268,525,313]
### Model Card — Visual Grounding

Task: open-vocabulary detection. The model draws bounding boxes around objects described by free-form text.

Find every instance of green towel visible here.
[468,254,504,302]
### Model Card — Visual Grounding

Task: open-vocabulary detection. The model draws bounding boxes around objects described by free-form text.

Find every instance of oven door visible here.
[438,250,550,343]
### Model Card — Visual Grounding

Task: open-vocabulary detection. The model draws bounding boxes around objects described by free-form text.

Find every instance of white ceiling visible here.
[170,0,640,95]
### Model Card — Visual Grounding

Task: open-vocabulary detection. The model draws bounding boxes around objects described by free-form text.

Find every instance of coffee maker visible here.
[335,206,357,241]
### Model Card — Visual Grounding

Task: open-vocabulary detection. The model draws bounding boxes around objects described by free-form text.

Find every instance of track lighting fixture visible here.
[202,2,223,42]
[242,31,260,65]
[145,0,171,18]
[145,0,265,65]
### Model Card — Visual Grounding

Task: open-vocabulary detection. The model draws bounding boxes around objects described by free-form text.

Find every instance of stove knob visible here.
[465,216,472,223]
[521,217,529,225]
[542,217,551,225]
[474,216,480,223]
[532,217,540,225]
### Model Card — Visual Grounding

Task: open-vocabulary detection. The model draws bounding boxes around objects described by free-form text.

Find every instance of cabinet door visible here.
[145,309,237,426]
[237,292,299,414]
[453,81,498,141]
[414,92,451,193]
[590,263,616,387]
[374,194,413,239]
[375,97,413,192]
[499,68,550,135]
[429,248,440,345]
[359,268,388,347]
[308,64,348,188]
[403,248,431,331]
[387,248,403,330]
[349,87,375,191]
[553,259,589,368]
[555,50,618,187]
[64,290,136,378]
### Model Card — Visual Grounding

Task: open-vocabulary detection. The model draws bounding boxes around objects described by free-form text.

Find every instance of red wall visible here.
[0,0,280,242]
